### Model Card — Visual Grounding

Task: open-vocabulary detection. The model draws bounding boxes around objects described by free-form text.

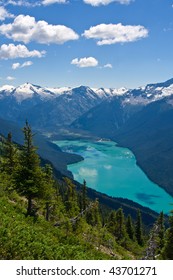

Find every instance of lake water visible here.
[55,140,173,214]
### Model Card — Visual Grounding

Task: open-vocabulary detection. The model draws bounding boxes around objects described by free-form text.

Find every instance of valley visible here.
[55,139,173,214]
[1,77,173,213]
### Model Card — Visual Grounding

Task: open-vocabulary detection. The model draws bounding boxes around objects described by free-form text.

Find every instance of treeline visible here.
[0,122,173,260]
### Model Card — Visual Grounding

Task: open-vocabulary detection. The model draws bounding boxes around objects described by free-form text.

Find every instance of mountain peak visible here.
[0,85,15,92]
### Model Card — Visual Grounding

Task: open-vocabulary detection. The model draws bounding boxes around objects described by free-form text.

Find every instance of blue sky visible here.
[0,0,173,88]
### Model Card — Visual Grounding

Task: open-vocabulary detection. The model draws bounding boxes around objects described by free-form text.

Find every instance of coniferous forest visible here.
[0,122,173,260]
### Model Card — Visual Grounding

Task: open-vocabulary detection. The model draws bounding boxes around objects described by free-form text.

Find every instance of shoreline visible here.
[54,138,173,215]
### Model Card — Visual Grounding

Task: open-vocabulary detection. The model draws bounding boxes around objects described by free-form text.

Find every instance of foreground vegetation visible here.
[0,122,173,259]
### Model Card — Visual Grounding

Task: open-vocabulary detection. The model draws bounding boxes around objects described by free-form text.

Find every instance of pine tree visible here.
[157,211,165,251]
[3,132,17,175]
[115,208,127,241]
[79,179,88,212]
[14,121,44,216]
[107,208,127,243]
[64,177,79,217]
[42,164,56,221]
[126,214,136,241]
[135,209,144,246]
[85,198,101,227]
[82,179,87,211]
[145,212,165,260]
[161,212,173,259]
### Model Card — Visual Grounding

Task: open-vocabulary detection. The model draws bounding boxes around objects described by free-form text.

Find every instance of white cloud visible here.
[83,0,132,6]
[83,23,148,45]
[0,14,79,44]
[71,57,98,68]
[0,0,67,6]
[6,76,15,80]
[3,0,41,7]
[0,44,45,59]
[12,60,33,69]
[0,6,14,21]
[12,62,20,69]
[42,0,67,5]
[22,61,33,67]
[104,63,112,68]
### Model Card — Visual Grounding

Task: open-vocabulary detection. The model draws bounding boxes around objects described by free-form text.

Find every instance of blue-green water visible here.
[55,140,173,214]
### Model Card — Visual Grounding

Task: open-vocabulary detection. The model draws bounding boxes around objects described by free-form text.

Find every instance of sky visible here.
[0,0,173,89]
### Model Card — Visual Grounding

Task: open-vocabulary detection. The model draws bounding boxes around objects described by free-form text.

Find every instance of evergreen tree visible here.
[161,212,173,259]
[64,177,79,217]
[115,208,127,241]
[42,164,56,221]
[126,214,136,241]
[82,179,87,211]
[157,211,165,251]
[2,132,17,175]
[79,179,88,212]
[145,212,165,259]
[14,121,44,216]
[107,208,127,243]
[85,198,101,227]
[107,210,116,235]
[135,209,144,246]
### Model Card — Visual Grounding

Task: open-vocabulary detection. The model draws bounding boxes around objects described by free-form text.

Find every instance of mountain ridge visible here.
[1,77,173,197]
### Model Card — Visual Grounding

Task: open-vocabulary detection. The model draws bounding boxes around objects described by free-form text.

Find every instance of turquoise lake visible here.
[55,140,173,214]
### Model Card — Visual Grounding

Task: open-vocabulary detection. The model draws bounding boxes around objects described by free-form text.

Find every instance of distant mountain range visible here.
[0,83,125,130]
[1,78,173,196]
[1,79,173,132]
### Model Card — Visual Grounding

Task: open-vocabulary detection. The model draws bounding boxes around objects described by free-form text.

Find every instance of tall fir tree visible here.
[85,198,101,227]
[79,179,88,212]
[156,211,165,251]
[115,208,127,241]
[145,211,165,259]
[135,209,144,246]
[107,208,127,243]
[64,177,79,217]
[14,121,44,216]
[161,212,173,259]
[126,214,136,241]
[42,164,56,221]
[3,132,17,175]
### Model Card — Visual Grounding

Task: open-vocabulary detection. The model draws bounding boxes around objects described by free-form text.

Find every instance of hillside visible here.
[114,97,173,196]
[71,79,173,197]
[0,118,82,177]
[0,129,150,260]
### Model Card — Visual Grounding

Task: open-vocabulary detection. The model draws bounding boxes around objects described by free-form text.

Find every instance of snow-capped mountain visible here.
[0,83,117,130]
[1,78,173,132]
[1,78,173,200]
[0,82,129,103]
[71,78,173,137]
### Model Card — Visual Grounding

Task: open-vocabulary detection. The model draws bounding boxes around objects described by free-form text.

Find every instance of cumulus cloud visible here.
[12,60,33,70]
[6,76,15,80]
[0,6,14,21]
[0,44,45,59]
[103,63,112,68]
[42,0,67,5]
[0,14,79,44]
[83,23,148,45]
[71,57,98,68]
[0,0,67,6]
[83,0,132,6]
[12,62,20,69]
[2,0,41,7]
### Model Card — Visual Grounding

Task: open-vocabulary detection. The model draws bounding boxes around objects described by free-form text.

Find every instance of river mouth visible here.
[54,139,173,214]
